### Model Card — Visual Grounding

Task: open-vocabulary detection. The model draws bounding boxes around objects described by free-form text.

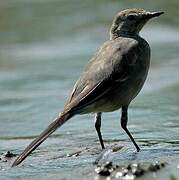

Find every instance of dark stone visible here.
[133,168,145,177]
[123,172,128,176]
[161,162,166,167]
[148,163,160,172]
[98,169,111,176]
[4,151,16,158]
[95,166,111,176]
[104,161,113,168]
[127,164,132,170]
[95,161,115,176]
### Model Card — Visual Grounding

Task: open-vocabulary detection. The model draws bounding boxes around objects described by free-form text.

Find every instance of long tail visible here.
[12,113,71,167]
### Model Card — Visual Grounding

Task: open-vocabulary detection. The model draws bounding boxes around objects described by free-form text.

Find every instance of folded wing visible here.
[63,38,139,114]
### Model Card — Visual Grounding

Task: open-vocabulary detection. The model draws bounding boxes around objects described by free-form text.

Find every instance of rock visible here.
[95,161,167,179]
[4,151,16,158]
[95,161,114,176]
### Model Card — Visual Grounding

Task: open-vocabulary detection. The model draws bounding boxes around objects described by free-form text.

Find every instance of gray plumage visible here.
[64,36,150,114]
[12,8,164,167]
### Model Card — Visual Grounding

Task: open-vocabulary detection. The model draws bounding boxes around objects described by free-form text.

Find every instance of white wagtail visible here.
[12,8,164,167]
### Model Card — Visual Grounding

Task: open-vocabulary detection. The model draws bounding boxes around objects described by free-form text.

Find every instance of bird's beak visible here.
[145,11,164,19]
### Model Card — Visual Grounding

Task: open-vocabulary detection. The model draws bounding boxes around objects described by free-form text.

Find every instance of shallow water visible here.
[0,1,179,179]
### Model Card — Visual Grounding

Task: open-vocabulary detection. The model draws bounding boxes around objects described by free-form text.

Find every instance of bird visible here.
[12,8,164,167]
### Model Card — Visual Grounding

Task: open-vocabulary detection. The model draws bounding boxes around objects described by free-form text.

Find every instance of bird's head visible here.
[110,8,164,39]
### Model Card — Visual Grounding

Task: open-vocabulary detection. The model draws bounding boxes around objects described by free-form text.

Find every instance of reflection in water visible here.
[0,0,179,179]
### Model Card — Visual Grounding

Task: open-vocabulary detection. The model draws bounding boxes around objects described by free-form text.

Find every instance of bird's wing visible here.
[63,38,139,113]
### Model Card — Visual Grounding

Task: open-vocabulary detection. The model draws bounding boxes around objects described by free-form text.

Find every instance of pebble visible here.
[95,161,167,178]
[4,151,16,158]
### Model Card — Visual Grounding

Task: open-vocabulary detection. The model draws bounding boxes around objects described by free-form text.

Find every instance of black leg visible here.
[121,106,140,152]
[95,112,105,149]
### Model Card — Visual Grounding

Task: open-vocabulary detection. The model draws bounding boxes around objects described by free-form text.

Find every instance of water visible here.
[0,1,179,179]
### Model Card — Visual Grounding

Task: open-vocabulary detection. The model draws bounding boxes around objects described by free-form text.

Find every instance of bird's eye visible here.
[128,14,136,20]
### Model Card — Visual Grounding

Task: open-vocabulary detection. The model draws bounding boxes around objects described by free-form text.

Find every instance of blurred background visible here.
[0,0,179,179]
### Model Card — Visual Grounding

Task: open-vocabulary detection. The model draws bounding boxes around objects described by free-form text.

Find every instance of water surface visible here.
[0,1,179,179]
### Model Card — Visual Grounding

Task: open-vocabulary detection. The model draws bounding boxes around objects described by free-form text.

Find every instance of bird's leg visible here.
[121,106,140,152]
[95,112,105,149]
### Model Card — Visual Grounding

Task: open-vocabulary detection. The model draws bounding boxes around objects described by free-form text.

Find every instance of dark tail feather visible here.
[12,113,70,167]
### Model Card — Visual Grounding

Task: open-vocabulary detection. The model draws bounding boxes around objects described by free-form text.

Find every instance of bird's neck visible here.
[110,23,139,40]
